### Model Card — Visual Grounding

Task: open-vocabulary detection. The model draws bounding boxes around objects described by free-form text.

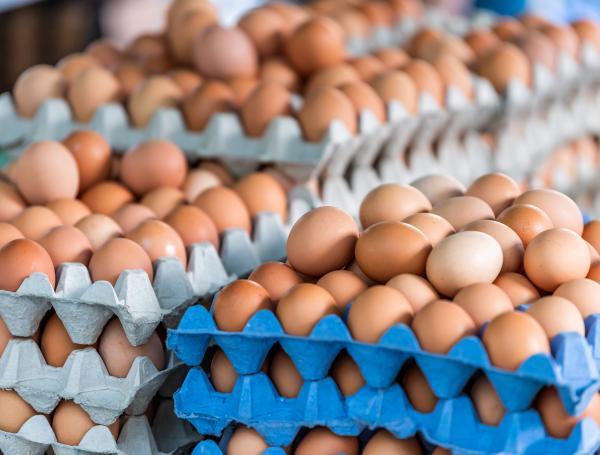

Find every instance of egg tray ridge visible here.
[178,370,600,455]
[167,305,600,416]
[0,398,201,455]
[0,208,300,348]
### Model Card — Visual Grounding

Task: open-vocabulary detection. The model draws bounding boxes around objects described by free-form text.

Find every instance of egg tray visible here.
[168,305,600,416]
[0,398,201,455]
[192,440,284,455]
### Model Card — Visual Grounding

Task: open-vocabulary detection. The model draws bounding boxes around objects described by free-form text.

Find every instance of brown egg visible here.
[88,237,153,285]
[432,54,473,100]
[403,59,445,106]
[298,87,357,141]
[192,25,258,79]
[39,226,93,267]
[370,70,418,114]
[227,76,259,104]
[339,80,386,123]
[305,64,361,94]
[359,184,431,229]
[498,204,551,247]
[408,28,443,57]
[140,187,185,219]
[181,80,236,131]
[46,199,91,226]
[347,285,414,343]
[573,19,600,52]
[536,387,600,439]
[287,207,358,277]
[11,206,63,240]
[112,204,156,233]
[210,348,237,392]
[330,352,365,396]
[477,43,531,92]
[194,186,252,234]
[248,262,302,301]
[316,270,367,310]
[431,196,494,231]
[127,219,187,267]
[296,428,358,455]
[239,8,286,58]
[16,141,79,205]
[239,82,292,137]
[524,228,590,292]
[588,264,600,282]
[213,280,273,331]
[471,376,505,426]
[465,29,501,59]
[41,313,90,367]
[168,10,217,64]
[227,427,269,455]
[514,189,583,235]
[554,278,600,318]
[514,31,557,71]
[183,169,221,202]
[386,274,439,313]
[265,2,310,33]
[120,140,187,196]
[128,76,182,128]
[543,25,579,59]
[410,174,465,206]
[0,389,37,433]
[13,64,66,117]
[0,239,55,291]
[464,220,524,274]
[85,40,122,67]
[374,48,410,69]
[57,53,99,83]
[482,311,550,370]
[494,272,540,307]
[285,17,345,75]
[80,181,134,215]
[493,19,527,40]
[75,214,123,250]
[260,58,300,92]
[113,62,146,98]
[330,8,371,39]
[164,205,219,249]
[53,400,119,445]
[390,0,423,17]
[276,283,337,335]
[0,222,24,249]
[401,364,437,413]
[126,34,172,74]
[358,1,395,26]
[465,173,521,216]
[167,68,202,96]
[349,55,387,82]
[270,349,303,397]
[453,283,513,328]
[426,231,503,297]
[67,67,121,122]
[233,172,288,223]
[527,296,585,339]
[363,430,422,454]
[421,35,475,65]
[0,180,25,222]
[403,212,455,247]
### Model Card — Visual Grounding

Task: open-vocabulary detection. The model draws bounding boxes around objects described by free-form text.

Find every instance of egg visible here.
[75,214,123,250]
[41,313,91,367]
[554,278,600,318]
[46,198,91,226]
[239,82,292,138]
[524,228,590,292]
[67,67,121,122]
[412,300,476,353]
[426,231,503,297]
[402,212,455,246]
[12,64,66,117]
[85,40,122,67]
[0,223,24,249]
[359,184,431,229]
[588,241,600,266]
[168,10,216,64]
[386,273,439,313]
[401,364,438,413]
[270,349,303,397]
[0,389,37,433]
[126,34,173,74]
[11,206,63,240]
[514,189,583,235]
[330,8,371,39]
[57,53,99,83]
[238,8,286,58]
[248,262,302,301]
[482,311,549,370]
[305,63,360,94]
[167,68,202,96]
[80,181,134,215]
[572,19,600,52]
[347,285,413,343]
[316,270,367,310]
[0,238,55,291]
[199,161,233,184]
[543,24,579,59]
[52,400,119,445]
[0,180,25,222]
[527,296,585,339]
[286,206,358,277]
[339,80,386,123]
[113,62,146,97]
[348,55,387,82]
[514,30,557,71]
[356,221,431,282]
[390,0,423,17]
[497,204,553,247]
[493,19,527,40]
[210,348,237,392]
[112,204,156,233]
[363,431,422,454]
[276,283,336,335]
[432,54,474,100]
[408,28,443,57]
[588,264,600,282]
[463,220,524,273]
[140,187,185,219]
[330,352,365,396]
[260,58,300,92]
[403,59,445,106]
[16,140,79,205]
[164,205,219,249]
[39,226,93,267]
[410,174,465,206]
[358,1,395,26]
[233,172,288,223]
[298,87,357,141]
[285,17,345,75]
[465,173,521,216]
[127,219,187,267]
[193,186,252,234]
[226,76,259,104]
[88,237,153,284]
[265,2,310,33]
[182,169,221,202]
[212,280,273,331]
[453,283,513,328]
[227,427,269,455]
[465,29,501,59]
[431,196,494,230]
[192,25,258,79]
[370,70,418,114]
[295,428,358,455]
[476,43,531,92]
[128,76,183,128]
[494,272,540,307]
[471,376,505,425]
[374,48,410,69]
[181,80,237,131]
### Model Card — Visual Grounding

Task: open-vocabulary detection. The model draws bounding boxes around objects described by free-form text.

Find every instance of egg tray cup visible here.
[0,397,200,455]
[168,304,600,417]
[192,439,284,455]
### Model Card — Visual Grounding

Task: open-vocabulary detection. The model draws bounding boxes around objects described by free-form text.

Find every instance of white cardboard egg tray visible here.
[0,398,201,455]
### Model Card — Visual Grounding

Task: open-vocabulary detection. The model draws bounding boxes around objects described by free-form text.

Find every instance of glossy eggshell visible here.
[465,173,521,216]
[212,280,273,332]
[193,186,252,234]
[453,283,513,328]
[316,270,367,310]
[359,184,431,229]
[39,225,93,267]
[0,239,55,291]
[62,130,111,192]
[464,220,524,274]
[494,272,540,307]
[75,214,123,250]
[164,205,220,249]
[514,189,584,235]
[52,400,119,445]
[403,212,455,247]
[127,219,187,267]
[497,204,553,247]
[80,181,134,215]
[233,172,288,223]
[276,283,337,336]
[248,262,302,301]
[88,237,153,285]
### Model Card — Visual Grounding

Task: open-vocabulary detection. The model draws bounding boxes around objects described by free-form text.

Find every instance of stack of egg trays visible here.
[167,302,600,454]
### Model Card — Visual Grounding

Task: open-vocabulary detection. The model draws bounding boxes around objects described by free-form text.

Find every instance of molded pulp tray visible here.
[168,305,600,416]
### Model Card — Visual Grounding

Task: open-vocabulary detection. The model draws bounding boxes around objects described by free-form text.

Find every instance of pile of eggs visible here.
[208,172,600,441]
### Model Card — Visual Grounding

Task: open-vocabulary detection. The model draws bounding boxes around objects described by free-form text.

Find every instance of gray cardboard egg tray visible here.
[0,398,201,455]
